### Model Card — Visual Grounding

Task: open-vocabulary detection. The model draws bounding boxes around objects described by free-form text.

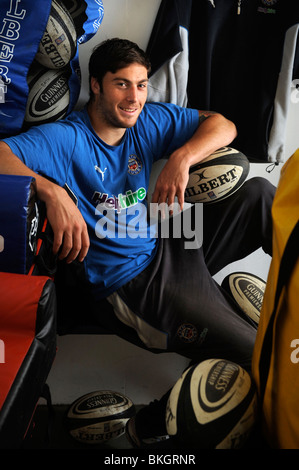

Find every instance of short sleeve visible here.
[136,103,199,160]
[2,121,77,185]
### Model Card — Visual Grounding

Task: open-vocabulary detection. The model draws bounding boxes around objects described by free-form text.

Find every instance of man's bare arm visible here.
[151,111,237,210]
[0,141,90,263]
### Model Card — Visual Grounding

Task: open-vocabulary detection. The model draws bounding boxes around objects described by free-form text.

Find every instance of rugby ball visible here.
[221,272,266,325]
[24,65,71,125]
[166,359,257,449]
[35,0,77,69]
[185,147,250,204]
[61,0,87,37]
[65,390,135,444]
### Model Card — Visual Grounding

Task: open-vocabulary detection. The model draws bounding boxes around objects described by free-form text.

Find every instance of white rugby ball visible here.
[24,66,70,125]
[166,359,257,449]
[66,390,135,444]
[221,272,266,325]
[35,0,77,69]
[185,147,250,204]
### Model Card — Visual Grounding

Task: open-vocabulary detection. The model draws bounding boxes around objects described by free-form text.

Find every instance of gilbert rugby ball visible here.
[185,147,250,204]
[24,65,71,125]
[35,0,77,69]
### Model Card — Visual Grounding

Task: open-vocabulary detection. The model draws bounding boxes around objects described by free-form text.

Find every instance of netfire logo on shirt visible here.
[92,187,146,213]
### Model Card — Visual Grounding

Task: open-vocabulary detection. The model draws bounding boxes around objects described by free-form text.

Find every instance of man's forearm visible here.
[172,112,237,168]
[0,141,90,262]
[151,112,237,210]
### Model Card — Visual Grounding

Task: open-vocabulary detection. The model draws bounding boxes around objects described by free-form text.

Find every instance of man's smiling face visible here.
[92,63,149,131]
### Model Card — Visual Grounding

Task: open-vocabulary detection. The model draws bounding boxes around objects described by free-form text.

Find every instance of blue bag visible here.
[0,0,104,138]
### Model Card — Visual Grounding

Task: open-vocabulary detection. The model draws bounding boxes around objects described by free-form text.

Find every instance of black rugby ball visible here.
[166,358,257,449]
[61,0,88,37]
[35,0,77,69]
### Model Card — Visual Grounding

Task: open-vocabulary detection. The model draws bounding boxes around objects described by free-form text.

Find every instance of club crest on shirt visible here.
[128,155,142,175]
[258,0,278,13]
[177,323,198,343]
[260,0,278,5]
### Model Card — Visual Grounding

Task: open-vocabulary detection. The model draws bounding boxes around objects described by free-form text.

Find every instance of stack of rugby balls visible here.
[24,0,84,126]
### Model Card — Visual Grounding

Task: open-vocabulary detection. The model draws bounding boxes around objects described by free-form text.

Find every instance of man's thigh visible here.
[202,176,275,275]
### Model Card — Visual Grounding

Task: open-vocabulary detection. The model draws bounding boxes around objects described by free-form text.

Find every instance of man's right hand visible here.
[0,141,90,264]
[45,183,90,263]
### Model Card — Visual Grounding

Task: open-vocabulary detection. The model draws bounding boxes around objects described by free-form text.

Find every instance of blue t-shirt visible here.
[4,102,199,298]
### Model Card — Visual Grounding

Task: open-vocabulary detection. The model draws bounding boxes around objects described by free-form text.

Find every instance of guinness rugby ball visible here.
[185,147,250,204]
[65,390,135,444]
[24,65,71,126]
[222,272,266,325]
[166,359,257,449]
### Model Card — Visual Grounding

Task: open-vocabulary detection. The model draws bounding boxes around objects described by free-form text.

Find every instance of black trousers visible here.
[91,177,275,374]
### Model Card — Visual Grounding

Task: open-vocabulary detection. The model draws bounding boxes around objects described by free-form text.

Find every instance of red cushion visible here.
[0,272,52,409]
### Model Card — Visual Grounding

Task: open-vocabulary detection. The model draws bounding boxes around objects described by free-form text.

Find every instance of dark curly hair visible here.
[88,38,151,99]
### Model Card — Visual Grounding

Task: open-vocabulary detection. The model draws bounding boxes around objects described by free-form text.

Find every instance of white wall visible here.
[47,0,299,406]
[77,0,162,107]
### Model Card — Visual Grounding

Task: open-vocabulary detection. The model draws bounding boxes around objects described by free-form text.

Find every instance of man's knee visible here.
[241,176,275,204]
